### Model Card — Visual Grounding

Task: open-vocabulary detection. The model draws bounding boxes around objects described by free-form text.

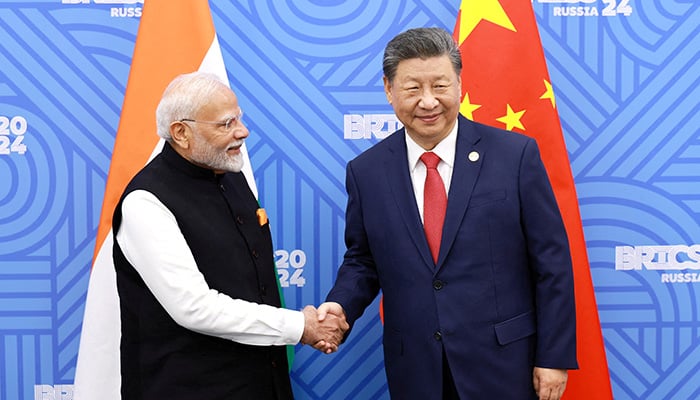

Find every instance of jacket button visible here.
[236,215,243,224]
[434,331,442,341]
[260,285,267,295]
[271,360,278,368]
[433,280,444,290]
[252,250,259,258]
[219,184,226,192]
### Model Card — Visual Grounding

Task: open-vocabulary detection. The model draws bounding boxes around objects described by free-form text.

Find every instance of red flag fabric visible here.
[453,1,612,398]
[73,1,257,399]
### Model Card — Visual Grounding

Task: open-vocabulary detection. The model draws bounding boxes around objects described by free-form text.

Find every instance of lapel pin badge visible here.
[468,151,480,162]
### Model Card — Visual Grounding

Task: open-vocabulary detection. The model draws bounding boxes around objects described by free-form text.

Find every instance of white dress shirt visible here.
[116,189,305,346]
[406,119,458,222]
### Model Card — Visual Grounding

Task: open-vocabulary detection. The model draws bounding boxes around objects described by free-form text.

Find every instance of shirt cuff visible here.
[282,309,306,344]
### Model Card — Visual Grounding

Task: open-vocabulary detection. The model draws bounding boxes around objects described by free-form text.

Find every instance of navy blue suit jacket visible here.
[327,115,578,399]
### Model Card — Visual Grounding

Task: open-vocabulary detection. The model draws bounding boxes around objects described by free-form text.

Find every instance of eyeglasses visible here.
[179,110,244,131]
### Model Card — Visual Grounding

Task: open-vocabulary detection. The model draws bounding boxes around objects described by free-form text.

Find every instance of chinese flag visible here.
[453,1,612,398]
[73,1,257,399]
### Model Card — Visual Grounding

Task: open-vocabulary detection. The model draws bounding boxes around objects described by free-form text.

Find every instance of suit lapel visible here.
[436,116,483,270]
[384,130,436,270]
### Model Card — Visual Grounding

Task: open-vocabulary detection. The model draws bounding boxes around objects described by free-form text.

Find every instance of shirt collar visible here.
[406,119,458,171]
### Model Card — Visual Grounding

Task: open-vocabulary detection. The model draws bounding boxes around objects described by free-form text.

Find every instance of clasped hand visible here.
[300,302,348,354]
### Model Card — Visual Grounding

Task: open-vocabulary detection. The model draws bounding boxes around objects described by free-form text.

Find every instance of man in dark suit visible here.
[319,27,578,399]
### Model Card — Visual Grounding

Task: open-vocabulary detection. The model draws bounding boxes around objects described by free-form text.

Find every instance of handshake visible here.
[300,302,349,354]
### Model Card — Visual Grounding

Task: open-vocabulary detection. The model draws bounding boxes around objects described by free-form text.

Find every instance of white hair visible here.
[155,71,228,140]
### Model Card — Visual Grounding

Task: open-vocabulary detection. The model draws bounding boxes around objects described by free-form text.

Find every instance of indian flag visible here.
[73,1,256,398]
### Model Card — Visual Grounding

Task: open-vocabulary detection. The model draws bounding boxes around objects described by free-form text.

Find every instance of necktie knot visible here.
[420,152,441,169]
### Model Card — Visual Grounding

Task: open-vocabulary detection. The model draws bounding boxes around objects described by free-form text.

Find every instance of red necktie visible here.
[420,152,447,264]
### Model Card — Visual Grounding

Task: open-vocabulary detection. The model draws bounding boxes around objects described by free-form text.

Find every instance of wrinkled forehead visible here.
[195,86,239,117]
[393,56,459,82]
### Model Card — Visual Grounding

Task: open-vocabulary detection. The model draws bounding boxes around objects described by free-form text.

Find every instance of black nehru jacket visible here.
[113,142,293,400]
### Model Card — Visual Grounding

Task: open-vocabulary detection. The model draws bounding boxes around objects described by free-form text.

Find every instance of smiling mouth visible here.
[418,114,440,123]
[227,141,243,152]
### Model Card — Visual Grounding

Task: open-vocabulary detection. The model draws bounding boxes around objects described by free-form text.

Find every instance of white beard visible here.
[189,133,244,173]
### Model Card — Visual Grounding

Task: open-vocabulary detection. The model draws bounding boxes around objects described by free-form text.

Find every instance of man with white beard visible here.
[111,72,347,400]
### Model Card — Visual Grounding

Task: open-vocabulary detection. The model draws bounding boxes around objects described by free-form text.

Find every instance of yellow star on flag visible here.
[496,104,526,131]
[460,91,481,120]
[540,79,556,109]
[457,0,516,45]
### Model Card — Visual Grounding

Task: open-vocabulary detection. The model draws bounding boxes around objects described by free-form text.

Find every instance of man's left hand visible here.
[533,367,567,400]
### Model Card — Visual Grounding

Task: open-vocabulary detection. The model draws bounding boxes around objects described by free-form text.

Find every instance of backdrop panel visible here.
[0,1,698,399]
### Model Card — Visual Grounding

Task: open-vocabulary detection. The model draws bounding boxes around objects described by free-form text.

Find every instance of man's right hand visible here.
[300,304,348,354]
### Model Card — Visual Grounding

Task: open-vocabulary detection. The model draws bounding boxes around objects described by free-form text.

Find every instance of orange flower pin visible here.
[256,208,268,226]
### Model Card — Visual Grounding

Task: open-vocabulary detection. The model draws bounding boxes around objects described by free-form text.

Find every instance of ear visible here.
[170,121,190,149]
[383,76,392,104]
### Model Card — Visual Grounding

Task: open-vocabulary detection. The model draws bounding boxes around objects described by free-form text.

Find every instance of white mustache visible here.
[227,140,244,150]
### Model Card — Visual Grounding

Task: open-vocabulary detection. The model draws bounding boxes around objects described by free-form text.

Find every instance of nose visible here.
[232,123,249,140]
[418,89,439,109]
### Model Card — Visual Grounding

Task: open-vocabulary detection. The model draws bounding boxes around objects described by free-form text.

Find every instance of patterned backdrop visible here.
[0,1,698,399]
